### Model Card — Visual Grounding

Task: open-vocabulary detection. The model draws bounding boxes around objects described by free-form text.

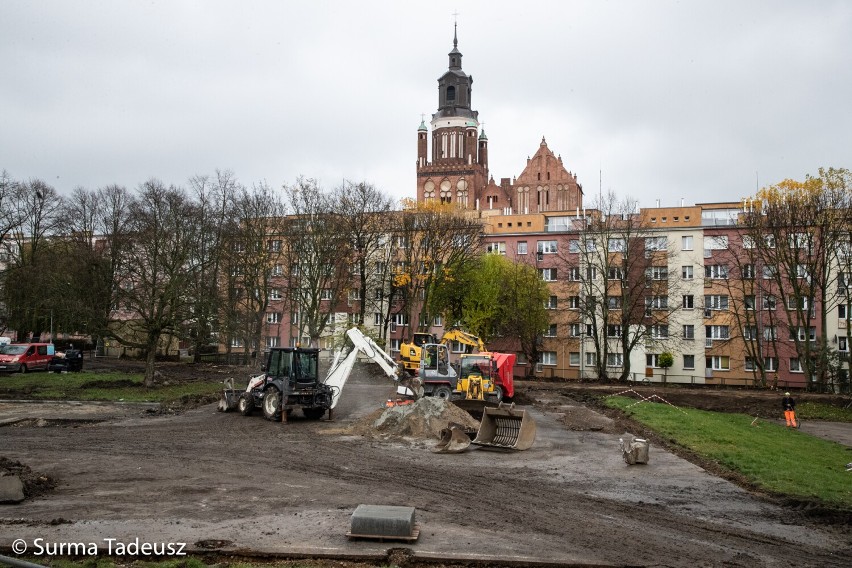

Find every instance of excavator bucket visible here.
[472,402,537,450]
[432,422,473,453]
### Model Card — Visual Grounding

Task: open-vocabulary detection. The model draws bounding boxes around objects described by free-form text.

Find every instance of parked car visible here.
[0,342,55,373]
[48,349,84,373]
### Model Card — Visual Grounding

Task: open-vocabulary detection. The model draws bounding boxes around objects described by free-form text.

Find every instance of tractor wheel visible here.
[488,385,504,403]
[238,392,254,416]
[262,387,282,422]
[303,407,326,420]
[433,385,453,401]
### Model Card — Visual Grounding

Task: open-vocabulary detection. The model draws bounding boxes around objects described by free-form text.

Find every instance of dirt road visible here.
[2,367,850,567]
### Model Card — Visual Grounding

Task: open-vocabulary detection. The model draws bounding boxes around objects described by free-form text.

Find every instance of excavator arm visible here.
[440,328,485,352]
[323,327,416,409]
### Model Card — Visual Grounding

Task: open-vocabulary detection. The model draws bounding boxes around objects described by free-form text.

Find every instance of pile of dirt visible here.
[348,397,480,440]
[0,457,57,498]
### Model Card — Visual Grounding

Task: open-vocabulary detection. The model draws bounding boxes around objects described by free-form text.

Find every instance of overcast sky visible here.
[2,0,850,209]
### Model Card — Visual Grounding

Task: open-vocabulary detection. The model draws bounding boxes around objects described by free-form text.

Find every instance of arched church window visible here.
[447,86,456,101]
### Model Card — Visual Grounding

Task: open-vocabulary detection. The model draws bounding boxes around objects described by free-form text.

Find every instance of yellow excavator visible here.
[399,328,485,375]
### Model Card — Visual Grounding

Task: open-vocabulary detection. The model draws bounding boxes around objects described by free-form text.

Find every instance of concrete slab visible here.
[0,475,25,503]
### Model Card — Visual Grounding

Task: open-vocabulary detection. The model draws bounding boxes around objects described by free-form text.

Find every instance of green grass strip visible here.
[0,371,223,404]
[606,396,852,508]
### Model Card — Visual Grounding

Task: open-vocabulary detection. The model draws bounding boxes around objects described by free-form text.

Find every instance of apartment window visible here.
[231,337,244,348]
[742,235,755,249]
[568,240,580,253]
[392,313,409,326]
[706,236,729,250]
[546,295,558,309]
[586,352,597,366]
[707,356,730,370]
[569,352,580,366]
[682,265,693,279]
[607,324,622,337]
[608,266,625,280]
[745,357,756,371]
[540,268,557,281]
[646,266,668,280]
[796,265,809,279]
[374,261,386,274]
[266,312,282,324]
[537,240,558,254]
[608,238,625,252]
[704,264,729,279]
[433,314,443,326]
[840,337,848,352]
[650,325,669,339]
[790,358,802,372]
[683,295,694,309]
[683,354,695,369]
[762,295,777,310]
[645,236,667,251]
[269,288,282,300]
[540,351,557,365]
[585,267,598,281]
[517,241,528,255]
[790,327,816,342]
[705,295,729,310]
[681,235,694,251]
[570,323,583,337]
[268,239,282,252]
[607,353,624,367]
[683,324,695,339]
[763,326,778,340]
[374,313,382,326]
[266,336,280,348]
[321,289,332,300]
[646,354,662,368]
[764,357,778,371]
[743,325,758,340]
[389,338,400,352]
[567,267,581,281]
[744,295,755,310]
[545,324,558,337]
[840,304,850,319]
[348,312,363,325]
[568,296,580,309]
[396,236,408,249]
[763,265,778,279]
[486,241,506,255]
[271,264,283,277]
[646,295,668,310]
[349,288,362,301]
[374,288,384,300]
[742,264,755,279]
[607,296,621,310]
[706,325,730,340]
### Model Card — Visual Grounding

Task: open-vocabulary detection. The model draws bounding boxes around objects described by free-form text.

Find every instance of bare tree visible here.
[389,199,483,336]
[112,180,201,385]
[330,180,395,333]
[572,192,684,381]
[186,170,240,361]
[223,181,284,362]
[280,178,351,347]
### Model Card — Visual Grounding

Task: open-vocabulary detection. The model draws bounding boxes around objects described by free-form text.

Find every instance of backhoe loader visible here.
[219,327,416,422]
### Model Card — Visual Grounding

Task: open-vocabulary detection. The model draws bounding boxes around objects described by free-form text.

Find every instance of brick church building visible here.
[416,25,585,215]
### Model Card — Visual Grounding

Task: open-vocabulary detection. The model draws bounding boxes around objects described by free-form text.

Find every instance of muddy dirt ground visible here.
[1,359,851,567]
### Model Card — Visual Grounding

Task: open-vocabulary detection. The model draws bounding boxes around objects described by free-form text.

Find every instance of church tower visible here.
[416,24,488,209]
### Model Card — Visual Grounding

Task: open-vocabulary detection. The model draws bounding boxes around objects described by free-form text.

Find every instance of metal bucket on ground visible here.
[217,378,239,412]
[432,422,474,453]
[472,402,537,450]
[620,437,650,464]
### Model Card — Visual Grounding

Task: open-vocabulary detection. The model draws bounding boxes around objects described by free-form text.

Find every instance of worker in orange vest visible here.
[782,392,798,428]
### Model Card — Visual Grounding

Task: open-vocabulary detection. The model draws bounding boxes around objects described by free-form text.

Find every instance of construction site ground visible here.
[1,359,851,568]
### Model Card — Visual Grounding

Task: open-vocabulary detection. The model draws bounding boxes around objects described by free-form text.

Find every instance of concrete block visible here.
[0,476,25,503]
[350,504,415,538]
